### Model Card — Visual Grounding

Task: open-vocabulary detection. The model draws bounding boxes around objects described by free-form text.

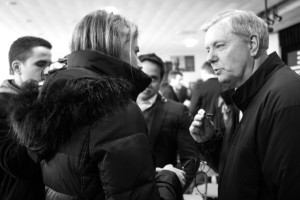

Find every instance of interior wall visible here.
[268,32,281,57]
[0,38,14,85]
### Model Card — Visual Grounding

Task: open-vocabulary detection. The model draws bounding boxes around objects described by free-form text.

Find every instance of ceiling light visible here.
[183,38,198,48]
[104,6,119,14]
[6,1,17,5]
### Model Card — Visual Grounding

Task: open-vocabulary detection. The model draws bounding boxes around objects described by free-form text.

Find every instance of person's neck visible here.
[13,75,22,87]
[137,93,158,104]
[236,51,268,88]
[252,51,268,73]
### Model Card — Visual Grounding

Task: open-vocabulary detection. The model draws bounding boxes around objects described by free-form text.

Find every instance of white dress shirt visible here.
[137,94,158,112]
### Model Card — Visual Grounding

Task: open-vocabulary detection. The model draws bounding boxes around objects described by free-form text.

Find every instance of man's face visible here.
[19,46,52,83]
[171,74,183,90]
[205,21,252,87]
[138,60,162,101]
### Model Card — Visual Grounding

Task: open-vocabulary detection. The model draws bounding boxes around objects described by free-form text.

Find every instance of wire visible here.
[193,160,211,199]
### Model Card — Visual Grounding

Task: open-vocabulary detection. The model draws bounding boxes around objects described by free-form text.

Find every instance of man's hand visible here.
[189,109,215,143]
[156,164,186,188]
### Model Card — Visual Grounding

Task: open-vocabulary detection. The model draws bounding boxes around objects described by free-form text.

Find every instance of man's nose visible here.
[207,49,217,64]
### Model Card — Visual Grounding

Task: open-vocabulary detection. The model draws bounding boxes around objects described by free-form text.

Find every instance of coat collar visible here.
[67,50,151,97]
[67,50,132,78]
[0,79,21,94]
[232,52,286,112]
[40,50,151,101]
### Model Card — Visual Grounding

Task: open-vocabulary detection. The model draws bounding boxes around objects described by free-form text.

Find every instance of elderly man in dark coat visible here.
[190,10,300,200]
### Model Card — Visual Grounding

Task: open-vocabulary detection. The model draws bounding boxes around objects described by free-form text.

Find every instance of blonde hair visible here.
[201,10,269,51]
[70,10,138,60]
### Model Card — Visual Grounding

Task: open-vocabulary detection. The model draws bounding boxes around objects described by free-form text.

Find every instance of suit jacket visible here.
[189,77,223,116]
[160,85,179,102]
[142,94,199,190]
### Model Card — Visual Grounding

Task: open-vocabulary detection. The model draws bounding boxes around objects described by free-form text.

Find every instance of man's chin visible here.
[142,90,152,95]
[138,93,150,100]
[217,76,234,87]
[217,75,227,84]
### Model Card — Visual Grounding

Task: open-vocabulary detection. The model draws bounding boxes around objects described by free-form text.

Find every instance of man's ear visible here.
[11,60,22,74]
[249,34,259,57]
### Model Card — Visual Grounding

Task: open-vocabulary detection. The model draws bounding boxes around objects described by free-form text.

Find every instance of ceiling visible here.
[1,0,300,68]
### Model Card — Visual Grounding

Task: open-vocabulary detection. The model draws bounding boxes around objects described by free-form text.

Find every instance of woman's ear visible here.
[11,60,22,75]
[249,34,259,57]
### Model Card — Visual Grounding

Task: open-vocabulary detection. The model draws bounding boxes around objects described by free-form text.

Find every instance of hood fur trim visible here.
[9,77,132,159]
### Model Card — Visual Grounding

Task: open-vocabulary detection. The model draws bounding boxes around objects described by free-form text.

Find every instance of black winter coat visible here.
[198,52,300,200]
[8,50,182,200]
[0,80,45,200]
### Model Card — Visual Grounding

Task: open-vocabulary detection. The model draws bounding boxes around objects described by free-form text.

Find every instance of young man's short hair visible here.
[8,36,52,71]
[139,53,165,79]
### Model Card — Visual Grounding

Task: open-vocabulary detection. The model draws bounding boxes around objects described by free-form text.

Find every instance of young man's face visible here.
[171,74,183,90]
[205,21,253,87]
[137,60,162,101]
[19,46,52,83]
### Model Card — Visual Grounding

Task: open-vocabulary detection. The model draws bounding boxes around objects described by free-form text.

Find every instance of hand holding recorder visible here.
[189,109,215,143]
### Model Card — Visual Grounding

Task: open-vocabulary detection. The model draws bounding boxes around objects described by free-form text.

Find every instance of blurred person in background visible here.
[190,10,300,200]
[8,10,184,200]
[137,53,199,194]
[189,61,222,117]
[0,36,52,200]
[160,70,190,104]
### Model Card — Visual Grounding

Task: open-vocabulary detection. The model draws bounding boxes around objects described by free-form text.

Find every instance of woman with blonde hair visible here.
[9,10,184,200]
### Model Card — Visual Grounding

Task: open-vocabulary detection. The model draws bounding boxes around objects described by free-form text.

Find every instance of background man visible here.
[190,10,300,200]
[137,53,199,193]
[189,61,223,117]
[0,36,52,200]
[160,70,190,104]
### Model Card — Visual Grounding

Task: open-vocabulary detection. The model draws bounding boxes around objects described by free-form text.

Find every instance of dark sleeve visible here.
[155,170,183,200]
[258,106,300,199]
[195,136,223,172]
[177,105,200,190]
[189,84,202,116]
[0,105,43,181]
[160,86,178,102]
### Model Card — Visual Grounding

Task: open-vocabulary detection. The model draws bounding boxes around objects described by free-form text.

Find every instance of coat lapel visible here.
[148,94,168,147]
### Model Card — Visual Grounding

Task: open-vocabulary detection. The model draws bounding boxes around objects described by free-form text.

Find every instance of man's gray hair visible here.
[201,10,269,51]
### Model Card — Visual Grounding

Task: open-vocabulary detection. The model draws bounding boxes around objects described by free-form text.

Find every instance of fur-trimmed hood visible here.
[8,50,151,159]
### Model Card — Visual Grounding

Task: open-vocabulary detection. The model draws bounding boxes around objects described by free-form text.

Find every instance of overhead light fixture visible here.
[183,38,198,48]
[258,0,284,32]
[104,6,119,14]
[6,1,17,5]
[272,8,282,22]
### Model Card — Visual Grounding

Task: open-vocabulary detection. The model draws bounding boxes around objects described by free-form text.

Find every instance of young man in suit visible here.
[160,70,189,103]
[137,53,199,192]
